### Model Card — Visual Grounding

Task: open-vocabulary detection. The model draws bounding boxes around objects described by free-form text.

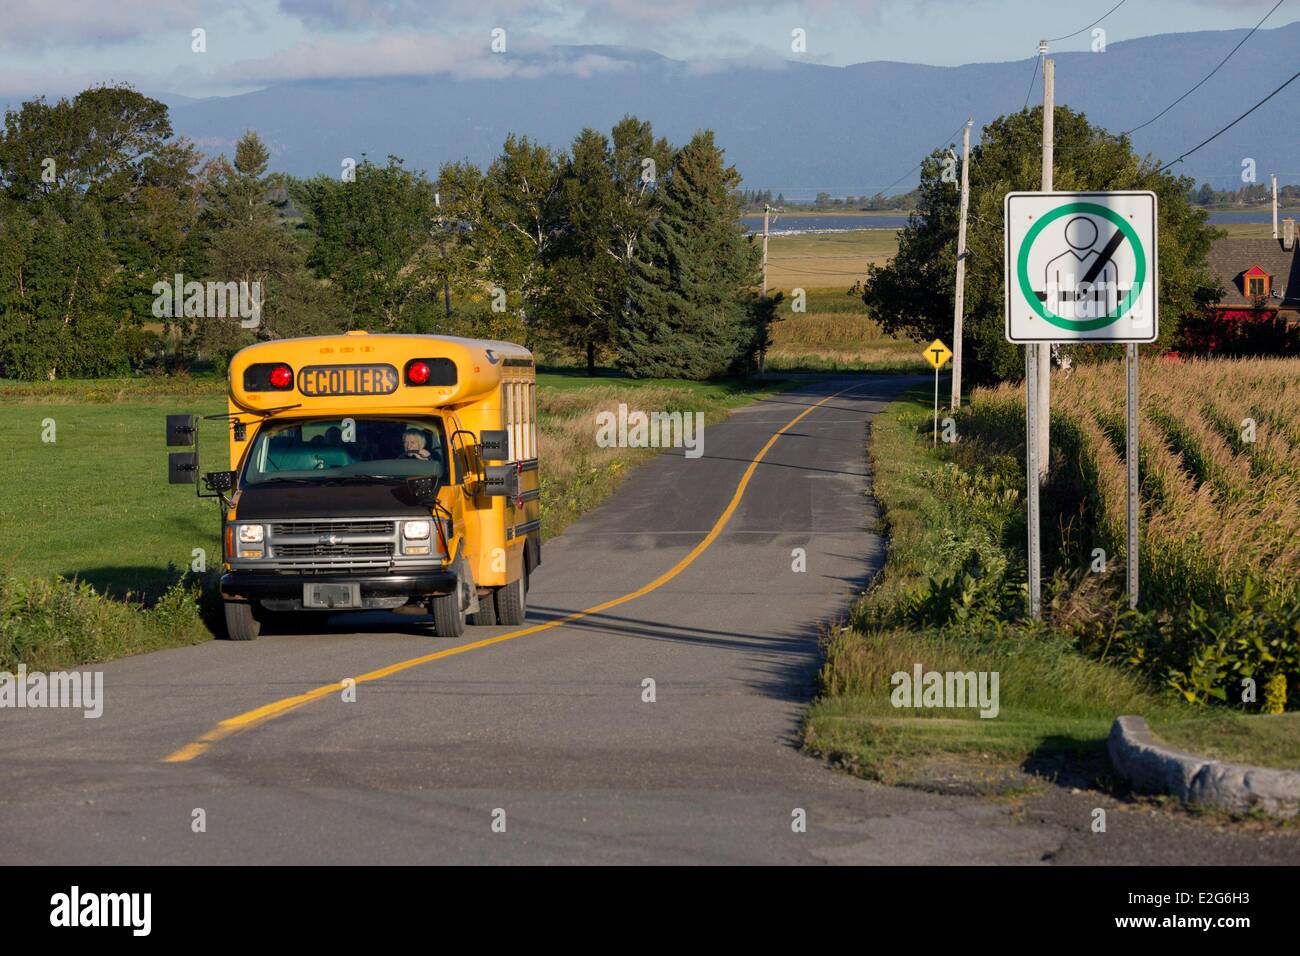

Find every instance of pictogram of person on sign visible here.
[1043,216,1122,320]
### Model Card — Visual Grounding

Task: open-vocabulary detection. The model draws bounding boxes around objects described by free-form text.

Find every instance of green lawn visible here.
[1153,713,1300,771]
[1,398,230,600]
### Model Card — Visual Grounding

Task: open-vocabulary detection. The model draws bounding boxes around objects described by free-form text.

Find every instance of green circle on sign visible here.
[1016,201,1146,332]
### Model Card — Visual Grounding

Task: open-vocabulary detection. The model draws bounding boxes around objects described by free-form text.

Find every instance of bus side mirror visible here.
[407,476,439,503]
[203,471,236,493]
[169,452,198,484]
[479,430,509,462]
[482,464,519,497]
[167,414,197,447]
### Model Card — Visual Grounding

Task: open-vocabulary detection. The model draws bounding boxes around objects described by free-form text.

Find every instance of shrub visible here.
[0,569,212,671]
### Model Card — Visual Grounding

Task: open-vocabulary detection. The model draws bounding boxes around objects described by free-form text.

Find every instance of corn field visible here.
[971,357,1300,604]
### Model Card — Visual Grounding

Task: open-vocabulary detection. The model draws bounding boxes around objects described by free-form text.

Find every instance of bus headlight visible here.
[403,520,431,555]
[237,523,264,559]
[402,520,430,540]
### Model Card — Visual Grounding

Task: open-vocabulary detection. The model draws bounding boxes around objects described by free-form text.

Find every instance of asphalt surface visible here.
[3,376,1298,864]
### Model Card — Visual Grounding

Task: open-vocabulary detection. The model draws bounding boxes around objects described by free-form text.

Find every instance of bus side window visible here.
[528,382,536,460]
[521,381,530,460]
[503,384,513,462]
[512,382,523,463]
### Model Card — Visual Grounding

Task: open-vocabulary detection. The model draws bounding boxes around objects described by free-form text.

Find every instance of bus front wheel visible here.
[223,600,262,641]
[429,590,466,638]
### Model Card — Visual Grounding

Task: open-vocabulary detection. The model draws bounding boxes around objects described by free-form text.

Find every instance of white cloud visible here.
[219,31,637,83]
[0,0,243,50]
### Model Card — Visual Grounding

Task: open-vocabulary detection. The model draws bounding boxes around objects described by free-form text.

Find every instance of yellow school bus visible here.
[165,332,540,640]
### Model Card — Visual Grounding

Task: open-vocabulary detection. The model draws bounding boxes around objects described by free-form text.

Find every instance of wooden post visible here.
[950,120,972,410]
[760,203,771,377]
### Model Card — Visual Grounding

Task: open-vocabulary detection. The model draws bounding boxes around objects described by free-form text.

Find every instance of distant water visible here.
[739,214,909,235]
[1206,210,1295,225]
[739,210,1284,235]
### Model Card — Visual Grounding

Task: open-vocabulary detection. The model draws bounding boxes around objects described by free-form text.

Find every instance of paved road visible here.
[3,377,1298,864]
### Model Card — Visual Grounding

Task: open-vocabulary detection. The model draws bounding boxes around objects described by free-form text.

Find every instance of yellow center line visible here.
[163,381,871,763]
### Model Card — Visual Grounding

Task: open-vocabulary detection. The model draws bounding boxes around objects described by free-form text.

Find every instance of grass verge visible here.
[804,385,1294,786]
[1152,713,1300,771]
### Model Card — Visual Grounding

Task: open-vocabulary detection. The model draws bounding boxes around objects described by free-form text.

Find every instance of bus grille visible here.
[274,542,394,558]
[271,520,395,536]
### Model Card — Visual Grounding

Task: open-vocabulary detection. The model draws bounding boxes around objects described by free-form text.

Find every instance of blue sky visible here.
[1,0,1294,99]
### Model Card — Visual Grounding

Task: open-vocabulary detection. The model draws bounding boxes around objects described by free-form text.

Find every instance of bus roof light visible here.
[407,361,431,385]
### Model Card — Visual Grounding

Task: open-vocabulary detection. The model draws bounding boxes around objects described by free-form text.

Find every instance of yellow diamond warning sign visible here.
[923,339,952,370]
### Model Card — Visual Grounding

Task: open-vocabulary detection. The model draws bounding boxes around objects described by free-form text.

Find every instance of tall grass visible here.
[0,571,210,671]
[960,357,1300,708]
[1049,357,1300,598]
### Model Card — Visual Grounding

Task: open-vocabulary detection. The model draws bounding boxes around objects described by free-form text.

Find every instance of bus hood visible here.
[235,481,432,519]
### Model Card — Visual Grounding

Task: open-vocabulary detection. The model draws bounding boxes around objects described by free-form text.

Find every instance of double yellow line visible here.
[164,382,867,763]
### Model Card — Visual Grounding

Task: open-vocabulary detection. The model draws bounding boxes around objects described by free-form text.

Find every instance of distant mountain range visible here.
[161,24,1300,199]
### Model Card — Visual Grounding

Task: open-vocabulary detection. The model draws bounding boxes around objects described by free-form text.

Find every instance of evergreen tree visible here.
[544,128,622,373]
[194,131,344,367]
[619,131,761,379]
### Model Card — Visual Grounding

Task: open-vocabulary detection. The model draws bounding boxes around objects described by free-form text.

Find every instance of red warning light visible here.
[407,361,431,385]
[269,364,292,389]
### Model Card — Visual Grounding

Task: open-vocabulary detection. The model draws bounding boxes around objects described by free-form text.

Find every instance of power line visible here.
[1048,0,1129,43]
[1022,54,1041,110]
[866,121,968,197]
[1123,0,1287,136]
[1163,68,1300,168]
[1023,1,1128,112]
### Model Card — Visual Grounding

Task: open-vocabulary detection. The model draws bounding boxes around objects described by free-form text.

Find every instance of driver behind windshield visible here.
[402,428,431,460]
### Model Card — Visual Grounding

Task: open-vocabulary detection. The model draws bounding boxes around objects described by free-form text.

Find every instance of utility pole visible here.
[950,119,972,410]
[435,192,451,318]
[1037,50,1054,483]
[1273,174,1279,240]
[759,203,775,377]
[761,203,771,298]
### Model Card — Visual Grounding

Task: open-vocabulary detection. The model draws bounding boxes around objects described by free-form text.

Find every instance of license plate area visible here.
[303,582,361,609]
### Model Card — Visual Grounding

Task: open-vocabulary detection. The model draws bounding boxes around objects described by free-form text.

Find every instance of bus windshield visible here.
[242,417,448,486]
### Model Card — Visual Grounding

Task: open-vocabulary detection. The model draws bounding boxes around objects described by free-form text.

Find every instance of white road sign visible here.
[1004,191,1158,343]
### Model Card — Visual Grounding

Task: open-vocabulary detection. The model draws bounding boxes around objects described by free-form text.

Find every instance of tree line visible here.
[1190,180,1300,208]
[0,85,772,381]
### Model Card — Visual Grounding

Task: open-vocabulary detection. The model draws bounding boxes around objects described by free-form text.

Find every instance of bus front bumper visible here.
[221,569,458,611]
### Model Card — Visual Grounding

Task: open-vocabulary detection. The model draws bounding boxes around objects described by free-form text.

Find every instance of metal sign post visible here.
[933,365,940,447]
[923,340,953,447]
[1126,343,1139,609]
[1004,190,1158,620]
[1025,345,1041,620]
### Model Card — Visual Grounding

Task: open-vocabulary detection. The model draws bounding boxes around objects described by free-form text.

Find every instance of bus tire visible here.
[429,590,466,638]
[495,570,527,626]
[223,600,262,641]
[470,591,497,627]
